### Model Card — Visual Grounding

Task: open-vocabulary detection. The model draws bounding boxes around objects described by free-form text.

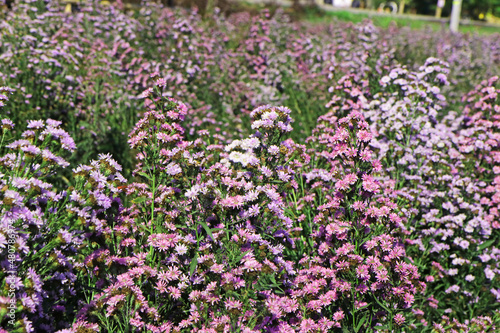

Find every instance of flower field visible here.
[1,0,500,332]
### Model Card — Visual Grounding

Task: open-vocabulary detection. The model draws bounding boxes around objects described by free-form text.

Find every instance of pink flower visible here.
[242,258,262,272]
[156,280,167,294]
[485,267,495,280]
[166,162,182,176]
[300,318,317,332]
[266,297,283,318]
[158,267,180,282]
[357,130,373,142]
[362,174,380,193]
[336,243,355,256]
[335,179,350,191]
[130,314,145,329]
[364,239,377,251]
[221,195,245,209]
[344,173,358,184]
[225,298,243,311]
[307,300,322,312]
[148,233,178,251]
[394,313,405,326]
[333,310,345,321]
[168,286,181,299]
[375,269,389,283]
[403,293,415,307]
[356,265,370,280]
[355,301,368,309]
[352,201,366,211]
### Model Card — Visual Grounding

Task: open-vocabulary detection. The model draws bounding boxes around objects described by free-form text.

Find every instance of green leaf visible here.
[232,250,251,265]
[478,239,495,251]
[374,325,389,331]
[371,292,390,312]
[138,172,151,180]
[199,221,214,240]
[189,253,198,276]
[354,313,368,332]
[132,196,147,205]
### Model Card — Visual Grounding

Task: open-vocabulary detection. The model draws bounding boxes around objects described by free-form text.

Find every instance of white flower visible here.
[175,244,188,255]
[240,137,260,150]
[185,185,200,199]
[465,275,475,282]
[261,111,278,121]
[485,267,495,280]
[166,162,182,176]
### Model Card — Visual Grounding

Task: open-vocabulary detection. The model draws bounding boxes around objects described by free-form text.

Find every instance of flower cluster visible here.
[325,58,500,328]
[66,83,423,331]
[0,117,78,331]
[0,1,499,332]
[286,111,422,330]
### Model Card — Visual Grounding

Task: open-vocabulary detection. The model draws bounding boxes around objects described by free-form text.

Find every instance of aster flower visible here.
[166,162,182,176]
[1,119,14,131]
[26,120,44,130]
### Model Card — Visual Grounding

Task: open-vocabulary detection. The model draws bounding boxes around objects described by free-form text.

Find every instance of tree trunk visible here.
[450,0,462,32]
[398,0,405,14]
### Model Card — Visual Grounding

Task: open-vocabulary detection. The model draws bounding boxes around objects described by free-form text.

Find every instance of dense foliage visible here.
[0,0,500,332]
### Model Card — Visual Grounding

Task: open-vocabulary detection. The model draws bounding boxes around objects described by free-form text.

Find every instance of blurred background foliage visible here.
[371,0,500,20]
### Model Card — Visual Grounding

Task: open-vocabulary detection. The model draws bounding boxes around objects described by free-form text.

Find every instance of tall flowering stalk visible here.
[0,86,128,332]
[72,80,305,331]
[0,89,78,331]
[327,58,500,328]
[283,110,423,331]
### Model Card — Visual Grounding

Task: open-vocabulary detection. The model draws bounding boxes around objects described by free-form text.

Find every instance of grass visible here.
[303,7,500,35]
[235,2,499,35]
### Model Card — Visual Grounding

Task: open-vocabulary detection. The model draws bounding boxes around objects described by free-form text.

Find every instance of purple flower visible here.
[485,267,495,280]
[26,120,44,129]
[166,162,182,176]
[1,119,14,130]
[445,285,460,294]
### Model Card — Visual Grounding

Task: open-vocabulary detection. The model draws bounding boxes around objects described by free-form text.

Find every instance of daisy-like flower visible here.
[27,120,45,129]
[244,191,259,203]
[228,151,259,167]
[403,292,415,307]
[260,166,273,177]
[240,137,260,150]
[220,195,245,209]
[225,298,243,311]
[351,201,366,211]
[1,119,14,130]
[380,76,392,85]
[277,171,291,182]
[485,267,495,280]
[268,145,280,155]
[168,286,181,299]
[356,130,373,143]
[245,204,260,217]
[356,265,370,280]
[333,310,345,321]
[394,313,406,327]
[465,274,475,282]
[166,162,182,176]
[362,174,380,193]
[335,179,350,191]
[242,258,262,273]
[300,318,317,332]
[175,244,188,255]
[148,234,178,251]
